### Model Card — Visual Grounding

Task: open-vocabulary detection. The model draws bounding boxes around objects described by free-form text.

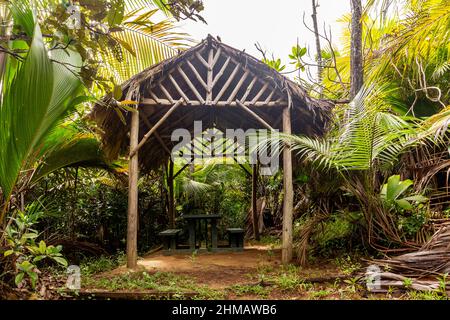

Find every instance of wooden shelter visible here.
[92,35,332,268]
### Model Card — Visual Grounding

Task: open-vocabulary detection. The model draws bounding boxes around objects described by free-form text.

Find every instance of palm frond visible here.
[97,8,191,84]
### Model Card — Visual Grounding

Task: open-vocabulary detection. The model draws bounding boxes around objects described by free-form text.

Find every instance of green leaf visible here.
[17,260,34,272]
[0,22,53,202]
[113,85,123,100]
[38,240,46,254]
[15,273,25,286]
[299,47,307,57]
[27,271,38,288]
[53,256,68,267]
[33,255,46,263]
[386,175,413,201]
[395,199,413,210]
[22,233,39,239]
[107,0,125,27]
[4,249,14,257]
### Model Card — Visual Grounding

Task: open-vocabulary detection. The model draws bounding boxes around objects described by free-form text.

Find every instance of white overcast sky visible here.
[179,0,351,73]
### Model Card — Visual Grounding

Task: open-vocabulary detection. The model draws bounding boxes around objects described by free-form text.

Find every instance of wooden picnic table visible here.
[182,214,222,250]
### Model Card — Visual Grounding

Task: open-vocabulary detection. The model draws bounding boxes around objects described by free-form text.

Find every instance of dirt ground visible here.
[99,245,349,299]
[139,245,283,289]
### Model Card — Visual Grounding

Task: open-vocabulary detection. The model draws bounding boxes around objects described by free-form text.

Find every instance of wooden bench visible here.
[227,228,244,250]
[158,229,182,251]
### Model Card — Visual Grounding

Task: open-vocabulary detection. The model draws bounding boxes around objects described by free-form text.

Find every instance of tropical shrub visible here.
[1,202,67,289]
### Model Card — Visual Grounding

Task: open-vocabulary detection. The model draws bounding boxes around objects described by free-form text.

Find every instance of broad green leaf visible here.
[395,199,413,210]
[53,256,68,267]
[28,271,38,288]
[22,233,39,239]
[0,22,53,201]
[3,249,14,257]
[15,273,25,286]
[386,175,413,201]
[33,255,46,263]
[38,240,46,254]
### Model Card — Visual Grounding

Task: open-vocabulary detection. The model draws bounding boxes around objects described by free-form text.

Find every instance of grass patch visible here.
[258,235,281,246]
[82,271,226,299]
[83,271,192,292]
[80,252,126,276]
[309,289,333,299]
[334,255,361,275]
[230,284,269,298]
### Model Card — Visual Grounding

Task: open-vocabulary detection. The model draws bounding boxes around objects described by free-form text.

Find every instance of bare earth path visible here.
[101,244,345,298]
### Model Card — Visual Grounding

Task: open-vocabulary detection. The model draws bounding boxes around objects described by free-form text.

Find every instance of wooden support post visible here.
[282,106,293,264]
[168,159,175,228]
[127,98,140,269]
[252,164,260,241]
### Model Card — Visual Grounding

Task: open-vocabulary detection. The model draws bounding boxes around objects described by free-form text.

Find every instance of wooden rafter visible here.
[211,47,222,68]
[143,51,289,108]
[141,98,286,107]
[211,56,230,89]
[168,74,190,104]
[236,100,275,131]
[206,48,214,104]
[240,76,258,102]
[130,98,184,157]
[214,62,241,104]
[176,65,205,104]
[186,60,208,90]
[227,69,249,104]
[250,82,269,105]
[159,83,174,104]
[140,114,172,156]
[195,51,209,69]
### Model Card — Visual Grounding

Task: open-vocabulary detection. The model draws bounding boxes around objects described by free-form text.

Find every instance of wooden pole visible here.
[168,159,175,228]
[127,101,140,269]
[252,164,260,241]
[282,106,293,264]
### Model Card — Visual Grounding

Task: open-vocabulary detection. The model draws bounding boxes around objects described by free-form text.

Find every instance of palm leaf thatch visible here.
[92,35,333,173]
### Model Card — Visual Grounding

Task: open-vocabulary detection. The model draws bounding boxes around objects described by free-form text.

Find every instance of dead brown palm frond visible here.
[294,210,330,265]
[370,222,450,287]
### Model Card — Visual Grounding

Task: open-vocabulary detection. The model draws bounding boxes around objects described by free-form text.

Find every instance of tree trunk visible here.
[282,106,294,264]
[168,159,175,228]
[127,105,139,269]
[252,164,260,240]
[350,0,363,99]
[311,0,323,95]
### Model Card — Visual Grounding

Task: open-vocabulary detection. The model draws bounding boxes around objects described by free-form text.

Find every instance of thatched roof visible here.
[92,35,333,172]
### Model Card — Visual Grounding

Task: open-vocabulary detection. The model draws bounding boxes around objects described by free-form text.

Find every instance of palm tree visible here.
[263,85,419,257]
[0,0,200,223]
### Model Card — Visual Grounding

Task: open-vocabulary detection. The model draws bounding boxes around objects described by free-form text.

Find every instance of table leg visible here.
[204,219,208,248]
[188,220,196,250]
[211,219,218,250]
